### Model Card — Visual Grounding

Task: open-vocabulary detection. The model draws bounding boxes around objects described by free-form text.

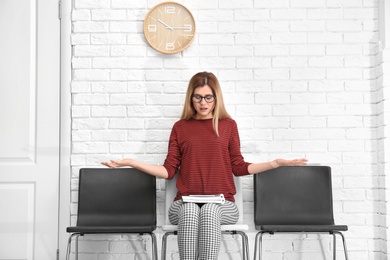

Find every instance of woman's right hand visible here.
[101,158,134,168]
[101,158,169,179]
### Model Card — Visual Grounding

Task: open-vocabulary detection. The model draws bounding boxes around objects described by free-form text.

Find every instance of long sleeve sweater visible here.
[163,117,251,202]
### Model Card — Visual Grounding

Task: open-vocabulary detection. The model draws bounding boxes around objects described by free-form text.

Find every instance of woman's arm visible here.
[101,158,169,179]
[248,158,307,175]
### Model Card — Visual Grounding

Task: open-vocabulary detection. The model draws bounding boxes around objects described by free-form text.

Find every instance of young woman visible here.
[102,71,307,260]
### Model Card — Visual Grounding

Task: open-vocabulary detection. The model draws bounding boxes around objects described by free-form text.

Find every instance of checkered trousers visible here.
[168,200,239,260]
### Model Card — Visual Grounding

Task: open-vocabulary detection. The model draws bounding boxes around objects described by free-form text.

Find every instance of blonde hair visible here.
[180,72,231,136]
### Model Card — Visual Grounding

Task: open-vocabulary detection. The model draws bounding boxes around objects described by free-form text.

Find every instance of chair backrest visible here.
[254,166,335,226]
[164,174,245,224]
[77,168,156,227]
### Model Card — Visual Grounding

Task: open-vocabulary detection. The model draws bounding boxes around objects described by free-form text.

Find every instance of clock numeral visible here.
[148,24,157,32]
[184,24,193,32]
[165,6,175,14]
[166,42,175,51]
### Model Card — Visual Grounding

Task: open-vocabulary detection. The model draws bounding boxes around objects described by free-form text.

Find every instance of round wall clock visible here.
[143,2,196,54]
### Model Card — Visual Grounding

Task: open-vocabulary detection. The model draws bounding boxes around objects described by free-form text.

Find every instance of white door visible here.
[0,0,60,259]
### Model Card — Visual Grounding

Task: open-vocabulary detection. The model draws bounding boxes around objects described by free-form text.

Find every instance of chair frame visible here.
[66,232,157,260]
[161,175,250,260]
[253,166,348,260]
[254,230,348,260]
[65,168,158,260]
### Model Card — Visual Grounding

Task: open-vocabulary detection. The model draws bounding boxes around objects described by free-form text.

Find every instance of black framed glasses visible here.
[192,94,215,103]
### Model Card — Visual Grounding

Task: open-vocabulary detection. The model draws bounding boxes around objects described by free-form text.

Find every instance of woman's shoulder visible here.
[172,118,193,129]
[220,117,236,126]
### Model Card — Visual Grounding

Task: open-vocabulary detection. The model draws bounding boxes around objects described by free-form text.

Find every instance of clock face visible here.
[143,2,196,54]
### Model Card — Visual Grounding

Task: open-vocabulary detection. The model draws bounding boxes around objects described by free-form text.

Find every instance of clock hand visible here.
[171,26,190,29]
[157,19,174,30]
[171,24,193,31]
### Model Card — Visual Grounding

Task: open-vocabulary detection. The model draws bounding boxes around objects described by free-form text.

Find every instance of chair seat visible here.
[161,224,177,231]
[221,224,249,231]
[67,225,156,233]
[162,223,249,232]
[256,224,348,233]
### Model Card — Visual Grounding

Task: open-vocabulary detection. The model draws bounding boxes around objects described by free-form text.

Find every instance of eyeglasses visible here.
[192,94,215,103]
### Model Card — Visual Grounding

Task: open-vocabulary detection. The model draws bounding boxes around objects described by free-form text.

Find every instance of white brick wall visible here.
[70,0,387,259]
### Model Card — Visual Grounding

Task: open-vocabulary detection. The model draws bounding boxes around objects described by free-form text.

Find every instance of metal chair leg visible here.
[66,233,81,260]
[67,233,157,260]
[253,231,266,260]
[142,232,158,260]
[253,232,259,260]
[331,231,349,260]
[332,232,336,260]
[161,231,175,260]
[233,231,250,260]
[254,231,347,260]
[163,230,249,260]
[149,232,158,260]
[334,231,349,260]
[76,235,79,260]
[245,232,250,260]
[259,232,265,260]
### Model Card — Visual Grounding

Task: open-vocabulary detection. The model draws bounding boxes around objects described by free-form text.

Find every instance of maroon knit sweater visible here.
[163,117,251,202]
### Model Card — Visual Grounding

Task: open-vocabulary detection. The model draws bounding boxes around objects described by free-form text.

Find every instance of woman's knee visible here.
[169,201,200,224]
[180,202,200,217]
[199,203,221,220]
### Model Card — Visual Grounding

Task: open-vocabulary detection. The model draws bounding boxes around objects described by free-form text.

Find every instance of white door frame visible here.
[1,0,62,258]
[59,0,72,258]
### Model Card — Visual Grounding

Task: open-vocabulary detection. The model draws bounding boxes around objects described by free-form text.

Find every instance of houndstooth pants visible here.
[168,200,239,260]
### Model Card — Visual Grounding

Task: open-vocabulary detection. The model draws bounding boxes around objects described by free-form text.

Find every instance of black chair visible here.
[253,166,348,260]
[66,168,157,260]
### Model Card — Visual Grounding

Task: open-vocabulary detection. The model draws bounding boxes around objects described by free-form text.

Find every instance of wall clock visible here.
[143,2,196,54]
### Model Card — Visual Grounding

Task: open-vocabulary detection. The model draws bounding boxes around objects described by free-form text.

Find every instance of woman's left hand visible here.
[274,158,308,167]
